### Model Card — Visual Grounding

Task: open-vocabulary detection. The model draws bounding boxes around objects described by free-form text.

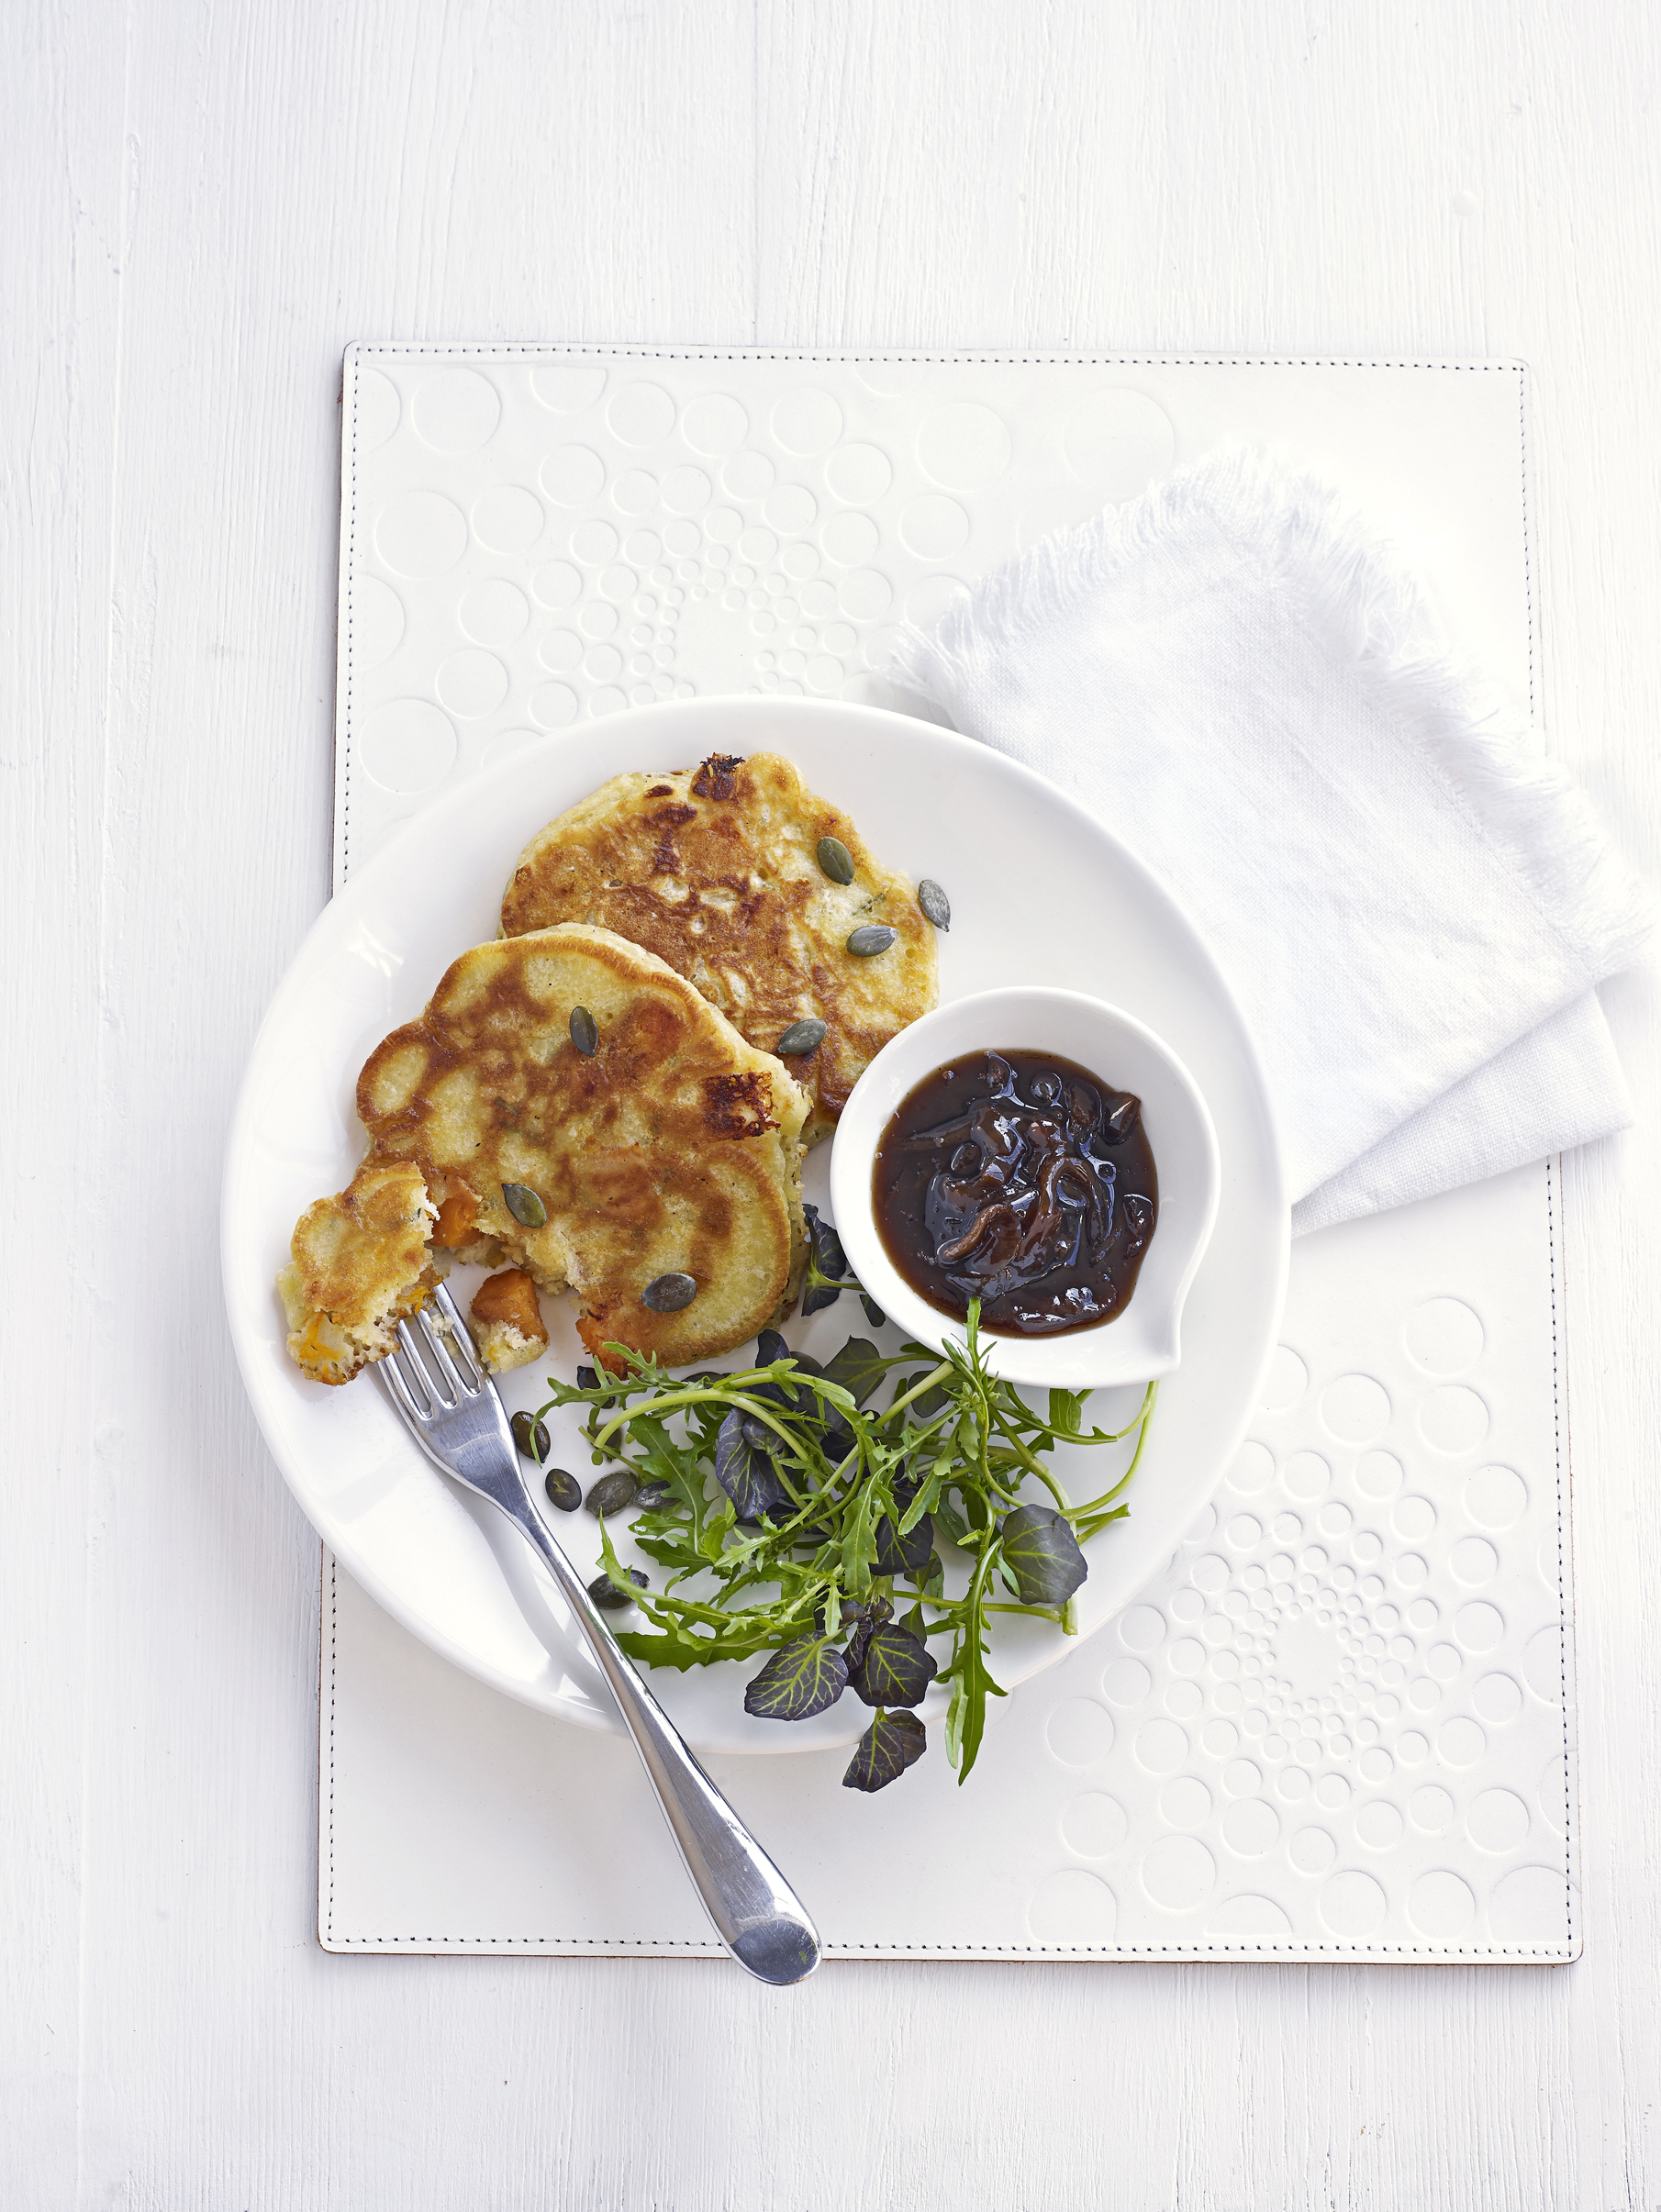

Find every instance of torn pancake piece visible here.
[277,1159,439,1386]
[278,922,810,1382]
[469,1267,549,1373]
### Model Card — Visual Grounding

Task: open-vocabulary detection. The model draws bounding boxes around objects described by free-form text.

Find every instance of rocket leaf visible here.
[531,1302,1158,1806]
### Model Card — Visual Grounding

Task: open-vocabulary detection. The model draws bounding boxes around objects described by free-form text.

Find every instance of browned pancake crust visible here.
[352,924,808,1366]
[498,751,937,1145]
[277,1159,440,1385]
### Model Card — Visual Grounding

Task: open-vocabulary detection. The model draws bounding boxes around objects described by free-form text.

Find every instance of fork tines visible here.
[383,1284,485,1425]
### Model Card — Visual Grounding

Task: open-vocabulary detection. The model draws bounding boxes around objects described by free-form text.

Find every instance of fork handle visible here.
[501,1494,822,1985]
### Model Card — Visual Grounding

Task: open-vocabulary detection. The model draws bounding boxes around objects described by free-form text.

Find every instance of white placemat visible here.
[318,349,1577,1961]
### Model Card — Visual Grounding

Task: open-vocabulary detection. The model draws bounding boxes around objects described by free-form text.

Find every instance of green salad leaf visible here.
[534,1302,1157,1795]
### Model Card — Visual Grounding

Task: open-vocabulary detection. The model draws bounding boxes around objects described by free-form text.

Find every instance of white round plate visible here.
[222,697,1288,1753]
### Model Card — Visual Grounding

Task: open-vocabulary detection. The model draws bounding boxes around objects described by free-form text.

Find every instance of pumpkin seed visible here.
[917,878,951,931]
[569,1005,598,1056]
[585,1470,639,1517]
[543,1467,582,1513]
[846,924,898,957]
[816,835,855,885]
[588,1567,647,1610]
[641,1271,697,1312]
[632,1477,675,1512]
[510,1410,550,1463]
[776,1017,828,1057]
[502,1181,547,1228]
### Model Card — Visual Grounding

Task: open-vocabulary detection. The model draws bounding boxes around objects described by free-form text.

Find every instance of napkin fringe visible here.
[897,447,1653,984]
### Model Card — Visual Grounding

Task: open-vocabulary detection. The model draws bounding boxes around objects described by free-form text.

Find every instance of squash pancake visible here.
[498,751,937,1146]
[279,924,810,1379]
[278,1160,440,1386]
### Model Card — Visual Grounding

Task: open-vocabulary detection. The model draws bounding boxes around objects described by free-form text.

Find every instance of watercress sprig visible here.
[533,1304,1156,1795]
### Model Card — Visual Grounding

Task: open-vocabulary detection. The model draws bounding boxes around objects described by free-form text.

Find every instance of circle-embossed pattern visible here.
[989,1251,1568,1952]
[325,356,1572,1956]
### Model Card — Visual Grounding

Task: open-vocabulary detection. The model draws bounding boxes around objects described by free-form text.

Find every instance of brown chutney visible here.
[871,1048,1158,1338]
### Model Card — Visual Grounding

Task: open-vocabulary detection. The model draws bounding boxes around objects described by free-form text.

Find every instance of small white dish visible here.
[830,988,1221,1390]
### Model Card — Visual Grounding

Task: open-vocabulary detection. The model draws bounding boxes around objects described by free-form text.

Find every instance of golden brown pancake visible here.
[499,751,937,1146]
[279,924,810,1379]
[278,1160,439,1386]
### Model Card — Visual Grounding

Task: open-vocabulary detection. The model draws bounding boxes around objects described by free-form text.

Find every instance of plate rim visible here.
[222,695,1290,1747]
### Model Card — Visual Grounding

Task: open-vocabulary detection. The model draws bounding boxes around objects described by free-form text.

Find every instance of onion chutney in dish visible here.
[871,1049,1158,1337]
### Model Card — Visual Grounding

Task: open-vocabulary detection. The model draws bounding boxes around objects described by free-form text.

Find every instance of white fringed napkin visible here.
[897,451,1649,1235]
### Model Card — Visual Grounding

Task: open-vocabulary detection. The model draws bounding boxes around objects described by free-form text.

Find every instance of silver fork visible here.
[374,1282,820,1986]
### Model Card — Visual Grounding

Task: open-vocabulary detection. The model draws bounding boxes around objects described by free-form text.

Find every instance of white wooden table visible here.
[8,4,1658,2204]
